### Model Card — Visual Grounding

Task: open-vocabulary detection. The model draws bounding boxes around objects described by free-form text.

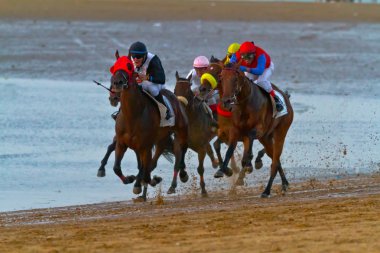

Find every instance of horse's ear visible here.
[221,56,227,65]
[115,50,120,59]
[210,55,215,62]
[175,71,179,81]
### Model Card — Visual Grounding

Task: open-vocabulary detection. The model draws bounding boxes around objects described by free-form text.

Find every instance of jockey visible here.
[224,42,240,65]
[187,56,219,126]
[128,41,171,119]
[187,55,209,95]
[230,41,284,112]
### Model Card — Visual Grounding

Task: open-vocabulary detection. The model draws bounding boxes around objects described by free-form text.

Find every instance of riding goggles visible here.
[241,53,255,60]
[131,54,144,59]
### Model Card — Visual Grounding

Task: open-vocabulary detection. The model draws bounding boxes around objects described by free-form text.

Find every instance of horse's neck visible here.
[120,87,147,118]
[239,77,265,110]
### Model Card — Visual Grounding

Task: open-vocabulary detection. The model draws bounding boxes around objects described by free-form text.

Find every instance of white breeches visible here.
[140,81,165,97]
[245,61,275,93]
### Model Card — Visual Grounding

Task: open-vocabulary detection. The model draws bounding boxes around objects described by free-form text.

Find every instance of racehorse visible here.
[174,71,219,196]
[97,80,174,178]
[217,62,294,197]
[111,53,189,200]
[199,57,265,185]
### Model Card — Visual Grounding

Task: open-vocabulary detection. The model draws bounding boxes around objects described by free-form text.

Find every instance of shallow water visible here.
[0,20,379,212]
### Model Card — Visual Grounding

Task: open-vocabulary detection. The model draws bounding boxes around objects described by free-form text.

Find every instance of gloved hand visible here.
[239,66,247,72]
[229,53,237,64]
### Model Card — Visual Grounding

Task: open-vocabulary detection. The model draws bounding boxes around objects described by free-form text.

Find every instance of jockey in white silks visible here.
[129,41,171,119]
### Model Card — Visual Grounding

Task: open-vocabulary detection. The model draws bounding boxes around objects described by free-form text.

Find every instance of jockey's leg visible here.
[142,82,171,119]
[256,62,283,112]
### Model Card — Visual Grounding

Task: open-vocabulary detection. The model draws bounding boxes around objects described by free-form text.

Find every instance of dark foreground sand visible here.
[1,174,380,252]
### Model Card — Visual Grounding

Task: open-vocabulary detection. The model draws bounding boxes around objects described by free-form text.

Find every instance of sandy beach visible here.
[0,0,379,252]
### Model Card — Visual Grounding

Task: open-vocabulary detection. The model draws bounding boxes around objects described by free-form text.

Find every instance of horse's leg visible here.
[206,142,219,169]
[167,136,188,194]
[213,138,223,167]
[97,137,116,177]
[168,140,180,194]
[214,141,236,178]
[242,131,255,174]
[261,132,287,198]
[113,142,135,184]
[197,150,208,196]
[255,148,266,170]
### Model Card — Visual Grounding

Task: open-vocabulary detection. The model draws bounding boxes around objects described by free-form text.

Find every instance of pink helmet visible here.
[193,56,209,68]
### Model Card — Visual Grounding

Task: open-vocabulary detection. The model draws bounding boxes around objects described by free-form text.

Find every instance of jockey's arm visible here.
[240,55,266,76]
[146,56,166,84]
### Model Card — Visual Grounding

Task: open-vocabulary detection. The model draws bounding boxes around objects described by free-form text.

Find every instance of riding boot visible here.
[154,93,171,120]
[273,95,284,112]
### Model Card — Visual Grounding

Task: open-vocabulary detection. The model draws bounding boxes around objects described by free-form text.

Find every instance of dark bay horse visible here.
[217,63,294,197]
[111,59,189,200]
[174,71,220,196]
[199,58,266,185]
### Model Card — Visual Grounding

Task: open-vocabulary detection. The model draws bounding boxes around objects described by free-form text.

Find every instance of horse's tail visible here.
[160,134,175,164]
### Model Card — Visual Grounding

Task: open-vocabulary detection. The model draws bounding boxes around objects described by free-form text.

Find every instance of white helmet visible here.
[193,56,209,68]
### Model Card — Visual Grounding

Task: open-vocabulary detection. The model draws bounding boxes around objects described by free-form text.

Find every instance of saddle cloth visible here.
[274,90,288,119]
[143,90,175,127]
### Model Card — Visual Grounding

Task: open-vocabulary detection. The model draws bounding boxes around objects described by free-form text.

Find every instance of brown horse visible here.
[174,71,220,196]
[111,56,189,200]
[217,62,294,197]
[199,57,265,185]
[97,80,174,178]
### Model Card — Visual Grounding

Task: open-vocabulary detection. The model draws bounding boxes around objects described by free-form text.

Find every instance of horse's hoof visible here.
[214,169,225,178]
[201,191,208,197]
[235,178,244,186]
[282,184,289,192]
[225,167,233,177]
[123,175,136,184]
[212,159,219,169]
[244,166,253,174]
[255,160,263,170]
[132,196,146,203]
[167,186,176,194]
[261,192,270,198]
[179,171,189,183]
[97,168,105,177]
[133,186,142,195]
[150,176,162,187]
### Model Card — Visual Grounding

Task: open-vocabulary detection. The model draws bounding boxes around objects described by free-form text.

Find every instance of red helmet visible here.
[239,41,256,54]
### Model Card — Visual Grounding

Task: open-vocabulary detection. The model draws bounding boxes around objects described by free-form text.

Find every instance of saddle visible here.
[142,90,175,127]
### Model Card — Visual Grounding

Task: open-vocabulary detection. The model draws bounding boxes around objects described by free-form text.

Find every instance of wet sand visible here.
[1,1,380,252]
[1,174,380,252]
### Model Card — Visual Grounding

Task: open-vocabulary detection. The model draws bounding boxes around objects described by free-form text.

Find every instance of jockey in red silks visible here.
[230,41,283,112]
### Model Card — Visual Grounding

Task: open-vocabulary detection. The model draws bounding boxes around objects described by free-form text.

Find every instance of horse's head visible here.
[199,59,224,100]
[220,63,245,111]
[174,71,193,106]
[109,53,138,96]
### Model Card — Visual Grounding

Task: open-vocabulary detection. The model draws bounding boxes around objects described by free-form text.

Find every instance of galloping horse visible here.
[174,71,219,196]
[97,78,174,178]
[217,63,294,197]
[199,57,265,185]
[111,54,189,200]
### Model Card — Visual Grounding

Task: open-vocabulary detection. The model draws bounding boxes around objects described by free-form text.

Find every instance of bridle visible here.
[221,67,251,106]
